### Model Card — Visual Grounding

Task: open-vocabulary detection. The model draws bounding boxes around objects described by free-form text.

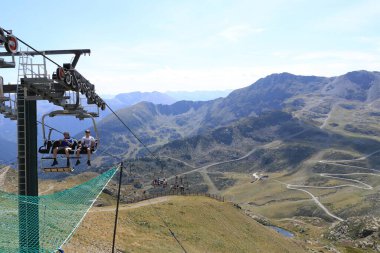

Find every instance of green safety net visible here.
[0,167,118,253]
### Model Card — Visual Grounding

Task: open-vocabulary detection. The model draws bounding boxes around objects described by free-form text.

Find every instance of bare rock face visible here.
[244,210,272,226]
[326,216,380,251]
[322,71,380,102]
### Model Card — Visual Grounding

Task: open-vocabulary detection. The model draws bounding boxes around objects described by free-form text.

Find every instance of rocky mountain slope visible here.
[95,70,380,158]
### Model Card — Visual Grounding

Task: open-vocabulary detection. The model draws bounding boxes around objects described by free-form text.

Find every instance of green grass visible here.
[64,196,307,253]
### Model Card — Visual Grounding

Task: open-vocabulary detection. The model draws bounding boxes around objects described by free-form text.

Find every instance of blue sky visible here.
[1,0,380,94]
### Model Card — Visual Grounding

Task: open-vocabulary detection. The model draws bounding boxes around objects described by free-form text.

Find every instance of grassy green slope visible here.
[64,196,307,253]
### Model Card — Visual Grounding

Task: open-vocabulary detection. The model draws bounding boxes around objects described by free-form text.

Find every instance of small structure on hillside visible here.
[251,172,269,183]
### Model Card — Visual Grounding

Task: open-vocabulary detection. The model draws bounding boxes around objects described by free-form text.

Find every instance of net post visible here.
[112,162,124,253]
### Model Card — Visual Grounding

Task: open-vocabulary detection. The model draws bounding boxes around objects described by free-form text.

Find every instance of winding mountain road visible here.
[278,150,380,221]
[159,129,380,222]
[160,129,308,194]
[165,146,380,222]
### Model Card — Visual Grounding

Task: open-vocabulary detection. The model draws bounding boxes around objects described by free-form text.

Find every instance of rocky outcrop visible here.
[325,216,380,252]
[245,210,272,226]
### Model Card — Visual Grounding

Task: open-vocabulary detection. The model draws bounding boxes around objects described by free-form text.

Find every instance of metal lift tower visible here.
[0,27,106,251]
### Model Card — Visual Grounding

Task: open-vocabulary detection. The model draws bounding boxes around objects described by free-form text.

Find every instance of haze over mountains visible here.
[166,89,232,101]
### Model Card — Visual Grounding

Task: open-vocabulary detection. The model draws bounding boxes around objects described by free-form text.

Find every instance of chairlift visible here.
[151,171,168,188]
[151,177,168,188]
[170,175,188,194]
[150,160,170,188]
[126,163,142,184]
[38,109,99,173]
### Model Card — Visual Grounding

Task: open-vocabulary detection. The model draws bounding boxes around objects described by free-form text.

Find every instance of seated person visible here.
[51,132,74,167]
[75,129,95,166]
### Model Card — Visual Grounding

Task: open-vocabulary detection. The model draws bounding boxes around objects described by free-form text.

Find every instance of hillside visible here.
[0,91,177,147]
[94,70,380,158]
[0,137,16,164]
[157,111,307,165]
[63,196,307,253]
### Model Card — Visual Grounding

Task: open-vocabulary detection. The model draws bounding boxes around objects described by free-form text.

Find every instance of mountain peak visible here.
[322,70,380,101]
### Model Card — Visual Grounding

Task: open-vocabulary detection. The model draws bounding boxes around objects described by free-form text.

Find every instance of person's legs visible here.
[75,148,81,166]
[51,147,59,166]
[87,148,91,160]
[86,148,91,166]
[65,148,71,167]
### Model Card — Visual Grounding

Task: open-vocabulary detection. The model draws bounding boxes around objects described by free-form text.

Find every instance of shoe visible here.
[75,160,81,166]
[87,160,91,166]
[51,160,58,166]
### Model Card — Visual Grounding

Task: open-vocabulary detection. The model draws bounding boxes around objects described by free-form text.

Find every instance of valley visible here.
[2,70,380,252]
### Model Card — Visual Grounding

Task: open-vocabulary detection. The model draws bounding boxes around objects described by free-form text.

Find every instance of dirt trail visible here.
[90,196,170,213]
[39,184,55,195]
[0,167,9,189]
[200,171,219,194]
[320,104,336,129]
[160,129,308,195]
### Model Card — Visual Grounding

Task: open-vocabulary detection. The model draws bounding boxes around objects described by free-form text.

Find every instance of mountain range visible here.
[2,70,380,252]
[0,90,231,163]
[94,70,380,158]
[3,70,380,165]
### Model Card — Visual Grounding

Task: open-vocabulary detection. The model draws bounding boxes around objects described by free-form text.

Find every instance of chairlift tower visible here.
[0,26,106,252]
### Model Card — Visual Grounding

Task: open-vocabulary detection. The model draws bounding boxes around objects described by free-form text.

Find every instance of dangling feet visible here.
[51,159,58,166]
[75,159,81,166]
[87,160,91,166]
[66,158,71,167]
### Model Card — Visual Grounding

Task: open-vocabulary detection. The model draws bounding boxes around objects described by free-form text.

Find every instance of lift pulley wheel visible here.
[5,35,18,53]
[64,73,72,86]
[72,78,78,89]
[57,67,65,81]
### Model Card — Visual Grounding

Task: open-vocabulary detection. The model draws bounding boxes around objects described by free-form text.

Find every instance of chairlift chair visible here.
[38,109,99,173]
[170,175,189,194]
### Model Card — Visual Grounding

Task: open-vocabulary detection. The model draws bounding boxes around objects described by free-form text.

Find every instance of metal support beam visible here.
[17,87,39,252]
[0,49,90,57]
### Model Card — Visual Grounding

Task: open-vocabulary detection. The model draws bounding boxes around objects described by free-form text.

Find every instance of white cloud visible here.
[219,25,264,42]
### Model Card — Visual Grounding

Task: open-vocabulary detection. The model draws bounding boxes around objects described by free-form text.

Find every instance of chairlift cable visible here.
[91,104,188,252]
[147,198,188,253]
[35,96,187,251]
[105,103,160,161]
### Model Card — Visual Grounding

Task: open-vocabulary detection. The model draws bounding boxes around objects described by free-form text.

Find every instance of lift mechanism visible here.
[0,25,107,252]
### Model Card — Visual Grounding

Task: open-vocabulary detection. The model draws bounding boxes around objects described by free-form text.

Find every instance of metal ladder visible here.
[17,87,26,193]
